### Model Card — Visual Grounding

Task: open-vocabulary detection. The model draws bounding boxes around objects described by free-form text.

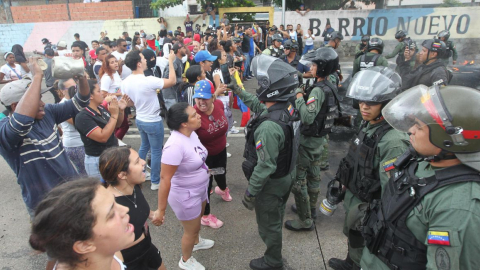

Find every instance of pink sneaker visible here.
[215,186,233,202]
[201,214,224,229]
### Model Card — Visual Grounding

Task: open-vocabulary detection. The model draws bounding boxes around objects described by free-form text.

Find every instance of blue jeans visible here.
[303,45,314,55]
[85,154,101,179]
[136,119,164,184]
[243,53,251,78]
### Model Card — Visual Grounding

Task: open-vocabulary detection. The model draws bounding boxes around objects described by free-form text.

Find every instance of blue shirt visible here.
[0,93,90,214]
[249,36,255,57]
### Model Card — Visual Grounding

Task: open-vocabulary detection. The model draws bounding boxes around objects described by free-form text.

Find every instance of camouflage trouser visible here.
[291,144,323,221]
[319,135,330,169]
[343,190,367,266]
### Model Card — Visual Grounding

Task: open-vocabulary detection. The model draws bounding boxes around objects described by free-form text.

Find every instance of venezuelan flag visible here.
[306,96,315,105]
[427,231,450,246]
[256,140,262,149]
[232,70,251,127]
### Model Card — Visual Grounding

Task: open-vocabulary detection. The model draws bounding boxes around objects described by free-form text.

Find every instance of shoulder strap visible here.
[7,65,22,79]
[371,54,380,65]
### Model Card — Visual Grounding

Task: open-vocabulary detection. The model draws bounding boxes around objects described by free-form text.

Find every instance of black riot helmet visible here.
[421,38,447,62]
[361,35,370,42]
[272,33,283,42]
[251,54,299,102]
[438,30,450,41]
[283,39,299,50]
[367,37,384,54]
[41,38,50,44]
[300,47,339,78]
[329,31,344,41]
[394,30,407,39]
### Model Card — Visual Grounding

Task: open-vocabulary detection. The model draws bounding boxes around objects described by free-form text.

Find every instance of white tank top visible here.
[53,255,126,270]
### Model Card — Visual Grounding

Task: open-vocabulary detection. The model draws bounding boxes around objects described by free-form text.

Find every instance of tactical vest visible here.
[300,80,340,137]
[359,54,381,71]
[269,46,284,58]
[362,161,480,270]
[242,102,300,181]
[445,40,454,58]
[336,121,392,202]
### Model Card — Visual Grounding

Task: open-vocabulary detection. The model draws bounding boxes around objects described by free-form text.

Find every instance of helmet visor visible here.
[346,68,400,102]
[383,85,469,146]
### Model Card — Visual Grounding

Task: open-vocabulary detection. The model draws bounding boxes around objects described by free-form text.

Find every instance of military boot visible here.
[249,257,283,270]
[284,218,314,231]
[328,253,355,270]
[291,204,317,220]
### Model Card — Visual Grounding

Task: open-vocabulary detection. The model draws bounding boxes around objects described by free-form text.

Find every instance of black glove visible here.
[242,189,256,210]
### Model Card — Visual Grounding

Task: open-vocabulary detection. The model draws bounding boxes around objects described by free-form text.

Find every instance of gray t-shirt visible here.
[162,57,183,100]
[43,57,56,87]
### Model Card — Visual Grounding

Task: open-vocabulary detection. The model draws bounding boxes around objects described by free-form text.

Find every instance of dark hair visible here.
[74,33,80,38]
[186,65,202,83]
[96,47,106,55]
[71,41,83,52]
[132,37,140,49]
[208,39,219,53]
[29,178,101,267]
[224,40,233,53]
[116,38,126,46]
[91,40,99,45]
[166,102,190,131]
[88,79,97,95]
[125,50,142,71]
[99,146,132,187]
[219,40,226,49]
[99,54,117,80]
[308,28,313,33]
[103,40,111,48]
[211,50,223,72]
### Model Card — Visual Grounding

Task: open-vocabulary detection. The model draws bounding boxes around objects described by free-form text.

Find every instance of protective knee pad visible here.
[308,187,321,206]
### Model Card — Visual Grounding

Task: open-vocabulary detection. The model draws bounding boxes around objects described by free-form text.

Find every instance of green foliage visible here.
[440,0,464,7]
[151,0,256,21]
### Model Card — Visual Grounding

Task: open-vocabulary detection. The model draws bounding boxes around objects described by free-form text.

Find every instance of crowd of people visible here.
[0,6,478,270]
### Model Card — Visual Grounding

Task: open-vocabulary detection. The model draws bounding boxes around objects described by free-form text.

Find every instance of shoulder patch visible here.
[256,140,263,150]
[288,104,294,115]
[428,231,451,246]
[306,96,315,105]
[435,247,451,270]
[382,158,397,172]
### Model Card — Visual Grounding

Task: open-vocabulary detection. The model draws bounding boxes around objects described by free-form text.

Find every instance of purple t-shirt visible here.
[162,130,209,191]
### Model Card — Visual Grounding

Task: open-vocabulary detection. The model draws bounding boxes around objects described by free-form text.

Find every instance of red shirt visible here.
[194,99,228,156]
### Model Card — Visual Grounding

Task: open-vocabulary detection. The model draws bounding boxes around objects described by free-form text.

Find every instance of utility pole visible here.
[281,0,285,26]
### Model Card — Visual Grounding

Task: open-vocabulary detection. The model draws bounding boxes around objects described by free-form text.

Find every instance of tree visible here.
[151,0,256,22]
[440,0,464,7]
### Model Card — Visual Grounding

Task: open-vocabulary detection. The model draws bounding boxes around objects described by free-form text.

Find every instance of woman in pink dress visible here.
[153,102,214,270]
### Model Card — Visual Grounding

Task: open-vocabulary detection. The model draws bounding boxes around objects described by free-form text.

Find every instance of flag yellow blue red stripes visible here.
[306,97,315,105]
[427,231,450,246]
[256,140,262,149]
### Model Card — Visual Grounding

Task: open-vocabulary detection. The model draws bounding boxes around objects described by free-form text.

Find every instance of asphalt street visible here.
[0,60,362,270]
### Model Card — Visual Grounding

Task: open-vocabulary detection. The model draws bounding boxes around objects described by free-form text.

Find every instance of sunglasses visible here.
[358,100,382,106]
[122,45,127,47]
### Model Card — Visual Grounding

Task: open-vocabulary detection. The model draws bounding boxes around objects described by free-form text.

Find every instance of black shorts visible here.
[122,233,162,270]
[159,29,167,38]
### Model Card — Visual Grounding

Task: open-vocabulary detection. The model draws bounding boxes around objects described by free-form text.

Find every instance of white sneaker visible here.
[151,183,159,190]
[226,142,230,148]
[227,152,232,158]
[179,256,205,270]
[193,236,214,251]
[229,126,240,134]
[145,171,151,181]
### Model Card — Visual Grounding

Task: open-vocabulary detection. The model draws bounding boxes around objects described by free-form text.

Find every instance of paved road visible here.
[0,62,364,270]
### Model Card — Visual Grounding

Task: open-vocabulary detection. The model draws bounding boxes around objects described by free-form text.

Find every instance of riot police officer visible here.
[326,67,410,270]
[361,84,480,270]
[385,30,407,60]
[355,35,370,58]
[230,54,300,270]
[280,39,310,74]
[352,37,389,77]
[262,34,285,58]
[321,31,344,171]
[398,38,450,90]
[285,47,341,231]
[438,30,458,66]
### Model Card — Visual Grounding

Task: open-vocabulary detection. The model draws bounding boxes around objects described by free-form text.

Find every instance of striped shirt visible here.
[0,93,90,214]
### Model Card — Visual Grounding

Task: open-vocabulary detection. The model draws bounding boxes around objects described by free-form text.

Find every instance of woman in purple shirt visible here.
[153,102,214,270]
